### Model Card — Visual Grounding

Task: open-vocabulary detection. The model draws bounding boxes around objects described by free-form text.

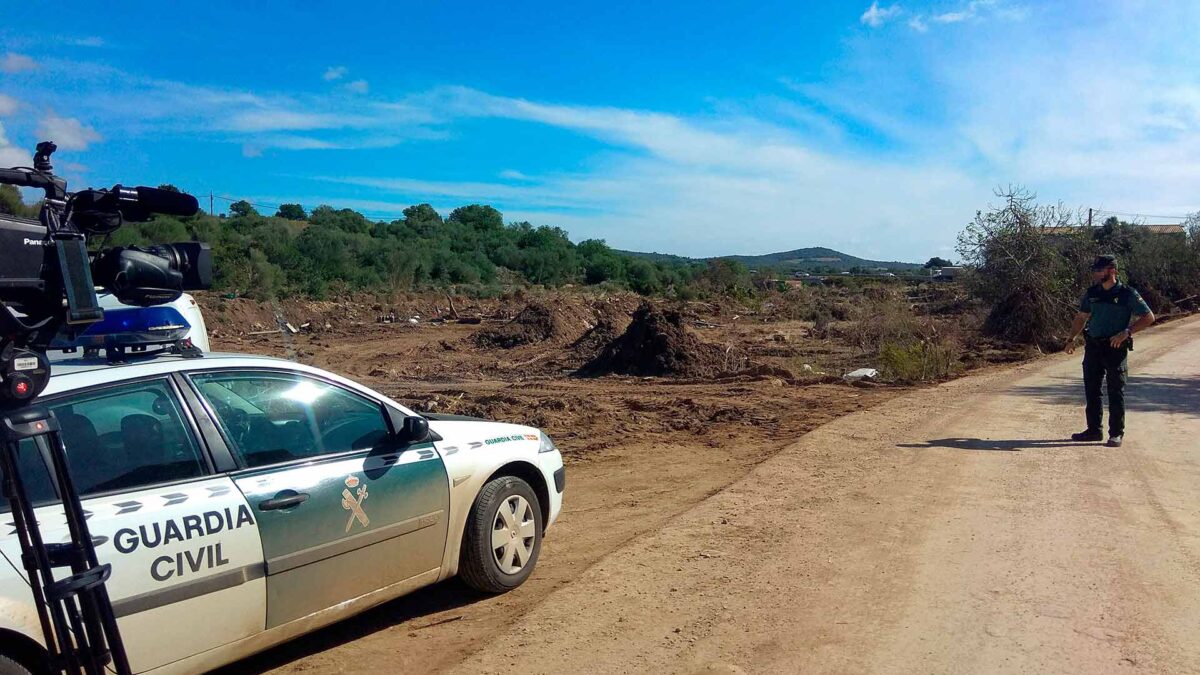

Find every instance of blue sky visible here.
[2,0,1198,262]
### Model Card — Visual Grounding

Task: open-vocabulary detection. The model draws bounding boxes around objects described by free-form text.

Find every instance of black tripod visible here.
[1,405,131,675]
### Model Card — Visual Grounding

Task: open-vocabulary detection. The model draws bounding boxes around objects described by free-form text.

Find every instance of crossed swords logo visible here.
[342,475,369,532]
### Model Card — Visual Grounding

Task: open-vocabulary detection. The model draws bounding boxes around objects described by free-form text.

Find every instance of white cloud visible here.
[43,71,439,152]
[0,122,29,168]
[899,1,1024,31]
[861,2,902,28]
[931,0,1010,25]
[344,79,370,95]
[1,53,37,73]
[66,36,106,48]
[253,135,340,150]
[932,10,971,23]
[323,66,348,81]
[317,87,983,257]
[5,3,1197,259]
[325,53,1200,256]
[839,0,1200,222]
[35,113,101,150]
[779,78,929,146]
[0,94,18,116]
[225,109,354,132]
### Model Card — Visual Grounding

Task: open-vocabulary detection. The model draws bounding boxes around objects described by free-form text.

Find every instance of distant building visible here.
[932,266,964,281]
[1142,224,1188,235]
[1041,223,1186,237]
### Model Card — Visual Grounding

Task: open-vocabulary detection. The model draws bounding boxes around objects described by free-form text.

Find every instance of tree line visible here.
[1,188,763,299]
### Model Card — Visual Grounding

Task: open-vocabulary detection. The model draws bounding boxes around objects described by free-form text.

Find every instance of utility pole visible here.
[1087,208,1092,228]
[209,191,214,217]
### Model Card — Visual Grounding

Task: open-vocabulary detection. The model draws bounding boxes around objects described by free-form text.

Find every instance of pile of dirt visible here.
[580,303,732,377]
[474,302,563,349]
[570,319,621,360]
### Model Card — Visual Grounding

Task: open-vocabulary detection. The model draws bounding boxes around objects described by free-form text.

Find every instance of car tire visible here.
[0,655,34,675]
[459,475,543,593]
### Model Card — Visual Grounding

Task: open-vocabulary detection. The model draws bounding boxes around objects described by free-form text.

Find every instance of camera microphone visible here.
[112,185,200,217]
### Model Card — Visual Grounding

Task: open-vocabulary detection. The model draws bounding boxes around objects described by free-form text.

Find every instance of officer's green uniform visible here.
[1078,280,1151,436]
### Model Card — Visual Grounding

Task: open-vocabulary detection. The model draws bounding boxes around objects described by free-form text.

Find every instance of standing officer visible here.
[1064,255,1155,447]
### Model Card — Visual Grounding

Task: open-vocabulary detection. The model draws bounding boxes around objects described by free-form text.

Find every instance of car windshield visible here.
[195,378,268,416]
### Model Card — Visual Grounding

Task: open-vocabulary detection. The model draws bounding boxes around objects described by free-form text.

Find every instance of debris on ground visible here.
[843,368,879,382]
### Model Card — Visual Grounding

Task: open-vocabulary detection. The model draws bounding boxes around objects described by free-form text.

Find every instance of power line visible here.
[1090,208,1191,222]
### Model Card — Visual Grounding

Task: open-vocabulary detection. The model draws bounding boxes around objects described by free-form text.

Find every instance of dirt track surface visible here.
[223,301,1199,675]
[443,315,1200,674]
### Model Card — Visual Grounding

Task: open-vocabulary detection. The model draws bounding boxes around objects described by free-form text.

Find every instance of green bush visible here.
[845,297,924,350]
[878,339,961,383]
[957,188,1085,348]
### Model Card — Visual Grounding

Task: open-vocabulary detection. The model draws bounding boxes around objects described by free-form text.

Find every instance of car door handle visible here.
[259,492,309,511]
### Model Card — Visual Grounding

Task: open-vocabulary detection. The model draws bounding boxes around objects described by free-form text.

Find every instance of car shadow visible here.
[896,438,1096,452]
[1009,375,1200,419]
[212,578,491,674]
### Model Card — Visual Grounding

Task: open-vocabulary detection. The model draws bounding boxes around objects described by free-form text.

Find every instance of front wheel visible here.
[459,475,543,593]
[0,654,34,675]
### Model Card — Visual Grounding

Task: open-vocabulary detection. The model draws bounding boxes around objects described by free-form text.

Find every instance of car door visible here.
[185,370,449,628]
[0,377,265,673]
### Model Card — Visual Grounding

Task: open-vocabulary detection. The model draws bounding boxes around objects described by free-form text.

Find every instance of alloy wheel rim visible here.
[492,494,536,574]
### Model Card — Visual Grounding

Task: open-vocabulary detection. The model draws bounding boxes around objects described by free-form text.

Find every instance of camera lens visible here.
[145,245,182,272]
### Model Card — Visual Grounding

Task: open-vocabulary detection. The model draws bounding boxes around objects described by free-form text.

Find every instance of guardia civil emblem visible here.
[342,475,369,532]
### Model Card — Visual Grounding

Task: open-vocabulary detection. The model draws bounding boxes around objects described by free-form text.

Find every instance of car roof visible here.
[47,351,284,377]
[39,351,418,417]
[43,352,290,395]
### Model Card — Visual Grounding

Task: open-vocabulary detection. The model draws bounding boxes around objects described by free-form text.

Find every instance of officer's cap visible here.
[1091,254,1118,270]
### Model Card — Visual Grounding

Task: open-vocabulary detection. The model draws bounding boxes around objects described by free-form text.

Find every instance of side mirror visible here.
[384,405,430,444]
[400,416,430,444]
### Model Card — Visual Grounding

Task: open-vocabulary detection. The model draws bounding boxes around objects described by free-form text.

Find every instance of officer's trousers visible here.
[1083,336,1129,436]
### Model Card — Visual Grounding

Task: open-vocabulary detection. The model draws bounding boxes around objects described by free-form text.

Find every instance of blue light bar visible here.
[50,306,192,350]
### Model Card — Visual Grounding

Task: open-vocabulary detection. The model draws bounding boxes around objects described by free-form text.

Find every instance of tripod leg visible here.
[43,428,131,675]
[63,600,98,674]
[0,438,83,674]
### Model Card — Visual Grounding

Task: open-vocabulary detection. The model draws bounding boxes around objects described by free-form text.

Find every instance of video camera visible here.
[0,141,212,406]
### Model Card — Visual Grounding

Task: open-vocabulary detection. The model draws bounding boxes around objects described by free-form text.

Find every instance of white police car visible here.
[0,345,564,672]
[46,292,210,357]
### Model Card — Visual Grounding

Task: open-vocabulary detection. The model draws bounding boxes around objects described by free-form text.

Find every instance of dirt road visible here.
[450,315,1200,674]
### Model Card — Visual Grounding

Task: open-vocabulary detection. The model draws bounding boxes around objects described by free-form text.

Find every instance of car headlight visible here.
[538,431,558,454]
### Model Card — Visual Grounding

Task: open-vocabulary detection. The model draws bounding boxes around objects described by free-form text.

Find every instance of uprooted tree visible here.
[957,187,1094,347]
[959,189,1200,348]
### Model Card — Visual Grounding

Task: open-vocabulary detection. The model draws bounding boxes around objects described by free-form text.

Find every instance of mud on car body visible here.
[0,353,564,674]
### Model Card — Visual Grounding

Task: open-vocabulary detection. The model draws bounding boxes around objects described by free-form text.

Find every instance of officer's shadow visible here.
[897,438,1099,452]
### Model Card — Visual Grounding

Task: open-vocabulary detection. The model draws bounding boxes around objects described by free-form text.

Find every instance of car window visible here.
[0,439,59,509]
[1,380,207,507]
[190,372,389,468]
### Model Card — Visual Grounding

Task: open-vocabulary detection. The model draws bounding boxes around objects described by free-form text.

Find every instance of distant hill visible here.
[619,246,921,273]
